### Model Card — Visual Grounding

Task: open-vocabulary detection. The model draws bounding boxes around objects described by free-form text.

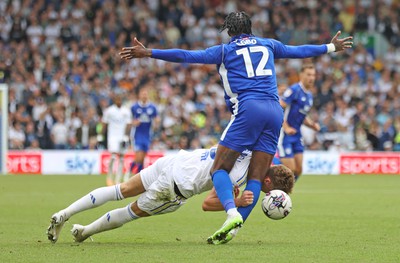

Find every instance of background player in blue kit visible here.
[279,63,321,182]
[125,88,159,181]
[119,11,352,244]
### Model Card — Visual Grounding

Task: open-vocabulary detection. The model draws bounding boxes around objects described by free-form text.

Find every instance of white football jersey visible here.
[172,147,251,199]
[102,105,132,139]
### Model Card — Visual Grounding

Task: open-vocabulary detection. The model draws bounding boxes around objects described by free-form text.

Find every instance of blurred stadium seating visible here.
[1,0,399,152]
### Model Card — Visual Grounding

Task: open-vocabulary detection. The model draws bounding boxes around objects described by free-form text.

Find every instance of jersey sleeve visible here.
[130,105,137,119]
[151,45,222,64]
[270,39,328,59]
[282,85,297,104]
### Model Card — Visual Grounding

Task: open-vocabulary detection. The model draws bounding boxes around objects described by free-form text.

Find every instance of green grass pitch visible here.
[0,174,399,263]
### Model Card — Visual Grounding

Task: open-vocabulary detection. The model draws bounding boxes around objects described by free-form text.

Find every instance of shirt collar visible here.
[229,34,253,43]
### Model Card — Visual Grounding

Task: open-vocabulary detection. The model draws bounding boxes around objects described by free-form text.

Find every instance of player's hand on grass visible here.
[238,190,254,207]
[119,37,151,60]
[330,31,353,52]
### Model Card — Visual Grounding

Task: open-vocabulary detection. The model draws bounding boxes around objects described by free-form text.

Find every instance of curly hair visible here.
[268,165,295,194]
[220,11,252,36]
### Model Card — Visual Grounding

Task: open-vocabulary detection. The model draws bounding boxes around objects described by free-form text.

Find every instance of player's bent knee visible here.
[131,202,150,217]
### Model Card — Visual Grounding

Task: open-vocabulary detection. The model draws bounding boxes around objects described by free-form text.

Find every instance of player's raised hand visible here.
[119,37,151,60]
[330,31,353,52]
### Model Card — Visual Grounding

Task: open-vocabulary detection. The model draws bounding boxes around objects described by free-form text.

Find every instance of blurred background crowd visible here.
[1,0,400,152]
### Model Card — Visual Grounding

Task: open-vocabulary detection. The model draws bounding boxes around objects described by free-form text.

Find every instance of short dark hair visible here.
[301,63,315,72]
[220,11,252,36]
[268,165,295,194]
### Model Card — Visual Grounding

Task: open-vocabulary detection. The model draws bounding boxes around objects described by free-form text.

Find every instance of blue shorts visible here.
[219,99,283,155]
[277,133,304,158]
[133,139,150,153]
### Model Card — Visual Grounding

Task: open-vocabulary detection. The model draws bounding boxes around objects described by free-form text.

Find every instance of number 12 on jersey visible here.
[236,46,272,78]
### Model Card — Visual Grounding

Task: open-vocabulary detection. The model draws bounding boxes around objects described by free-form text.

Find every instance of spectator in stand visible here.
[9,120,25,149]
[51,115,69,150]
[76,116,97,150]
[2,0,400,154]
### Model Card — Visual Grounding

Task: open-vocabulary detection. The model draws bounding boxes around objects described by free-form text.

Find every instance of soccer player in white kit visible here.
[47,146,294,244]
[101,93,133,185]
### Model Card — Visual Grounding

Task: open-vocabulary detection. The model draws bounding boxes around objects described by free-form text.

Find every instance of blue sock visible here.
[137,163,143,172]
[129,162,136,172]
[238,180,261,222]
[212,170,235,212]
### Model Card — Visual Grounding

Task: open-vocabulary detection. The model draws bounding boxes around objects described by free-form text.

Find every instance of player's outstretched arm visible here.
[274,31,353,59]
[202,187,254,212]
[119,37,221,64]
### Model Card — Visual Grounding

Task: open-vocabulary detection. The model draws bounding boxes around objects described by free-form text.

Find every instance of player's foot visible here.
[71,224,90,243]
[209,228,240,245]
[207,213,243,245]
[47,211,67,243]
[106,178,114,186]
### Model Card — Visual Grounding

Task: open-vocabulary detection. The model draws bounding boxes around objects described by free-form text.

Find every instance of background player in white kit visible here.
[101,93,133,186]
[47,146,294,244]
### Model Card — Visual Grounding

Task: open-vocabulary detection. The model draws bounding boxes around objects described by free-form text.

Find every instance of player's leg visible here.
[208,100,265,243]
[115,153,125,184]
[47,173,146,243]
[236,100,283,222]
[293,153,304,181]
[125,143,146,180]
[134,150,146,172]
[277,133,296,177]
[72,168,185,242]
[236,151,274,221]
[107,152,117,186]
[279,157,296,174]
[71,201,148,242]
[210,144,241,214]
[207,148,242,243]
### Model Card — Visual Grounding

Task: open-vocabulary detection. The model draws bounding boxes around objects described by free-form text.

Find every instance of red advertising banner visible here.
[100,151,164,174]
[340,153,400,174]
[7,151,42,174]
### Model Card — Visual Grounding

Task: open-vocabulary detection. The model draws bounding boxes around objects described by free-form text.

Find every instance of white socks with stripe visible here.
[82,204,139,237]
[61,184,124,220]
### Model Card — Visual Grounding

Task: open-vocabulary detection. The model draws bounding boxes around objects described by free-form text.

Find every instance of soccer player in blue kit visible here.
[119,11,352,244]
[125,88,159,181]
[278,63,320,182]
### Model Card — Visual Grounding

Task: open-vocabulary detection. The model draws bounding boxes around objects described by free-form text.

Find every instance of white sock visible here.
[227,208,240,218]
[83,204,139,237]
[62,184,124,220]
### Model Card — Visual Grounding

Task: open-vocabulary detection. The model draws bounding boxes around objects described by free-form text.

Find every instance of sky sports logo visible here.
[340,155,400,174]
[65,156,97,174]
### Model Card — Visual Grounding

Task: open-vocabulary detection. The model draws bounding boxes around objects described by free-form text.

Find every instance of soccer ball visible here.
[261,189,292,220]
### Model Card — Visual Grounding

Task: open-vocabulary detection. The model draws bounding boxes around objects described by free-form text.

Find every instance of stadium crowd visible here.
[2,0,400,152]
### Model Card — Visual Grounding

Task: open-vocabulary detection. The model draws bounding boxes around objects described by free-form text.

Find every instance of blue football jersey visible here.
[282,83,313,132]
[131,102,158,142]
[152,34,328,111]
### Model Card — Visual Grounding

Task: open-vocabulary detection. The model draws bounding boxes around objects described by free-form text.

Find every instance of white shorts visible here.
[137,155,187,215]
[107,137,125,154]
